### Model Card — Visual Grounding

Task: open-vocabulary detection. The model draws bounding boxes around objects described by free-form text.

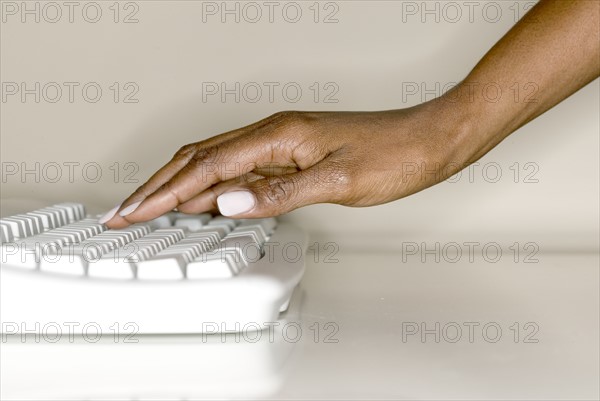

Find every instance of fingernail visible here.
[217,191,256,217]
[98,204,122,224]
[119,201,143,217]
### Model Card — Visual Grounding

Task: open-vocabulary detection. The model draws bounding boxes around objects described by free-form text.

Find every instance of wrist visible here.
[427,81,508,165]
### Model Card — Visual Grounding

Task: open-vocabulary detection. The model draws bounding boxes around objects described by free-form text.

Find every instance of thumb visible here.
[216,162,345,218]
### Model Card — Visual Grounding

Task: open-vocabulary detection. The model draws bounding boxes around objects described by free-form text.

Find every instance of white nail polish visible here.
[119,201,143,217]
[98,204,122,224]
[217,191,256,217]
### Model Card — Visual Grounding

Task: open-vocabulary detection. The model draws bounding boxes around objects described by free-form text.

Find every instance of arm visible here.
[103,0,600,228]
[447,0,600,165]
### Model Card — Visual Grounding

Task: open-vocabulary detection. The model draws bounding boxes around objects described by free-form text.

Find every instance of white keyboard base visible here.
[1,223,307,334]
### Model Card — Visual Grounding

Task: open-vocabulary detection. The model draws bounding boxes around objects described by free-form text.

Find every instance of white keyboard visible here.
[0,202,307,333]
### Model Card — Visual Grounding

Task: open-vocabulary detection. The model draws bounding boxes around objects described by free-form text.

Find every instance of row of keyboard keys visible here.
[186,234,264,279]
[87,227,262,280]
[0,222,13,243]
[126,228,186,261]
[41,227,179,276]
[1,215,42,239]
[88,229,224,279]
[21,219,105,250]
[2,203,276,280]
[0,203,86,242]
[71,225,151,259]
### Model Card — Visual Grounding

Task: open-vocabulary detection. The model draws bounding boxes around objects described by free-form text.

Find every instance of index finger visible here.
[103,121,268,228]
[119,136,296,224]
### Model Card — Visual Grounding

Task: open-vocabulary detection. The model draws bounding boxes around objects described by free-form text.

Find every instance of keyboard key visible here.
[229,225,267,245]
[196,226,227,240]
[186,253,237,279]
[52,203,85,223]
[6,214,44,236]
[56,202,86,220]
[43,206,69,227]
[173,212,211,224]
[174,213,212,231]
[220,235,263,266]
[147,245,200,269]
[174,217,205,231]
[239,218,277,236]
[0,221,14,243]
[26,210,58,230]
[1,217,33,239]
[207,216,238,233]
[188,235,263,277]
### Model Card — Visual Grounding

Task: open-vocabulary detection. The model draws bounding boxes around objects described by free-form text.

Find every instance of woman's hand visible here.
[102,101,476,228]
[101,0,599,228]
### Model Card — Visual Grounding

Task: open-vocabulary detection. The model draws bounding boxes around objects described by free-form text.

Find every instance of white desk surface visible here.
[1,251,598,400]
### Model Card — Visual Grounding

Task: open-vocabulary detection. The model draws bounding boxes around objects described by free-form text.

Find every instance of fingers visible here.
[180,159,349,218]
[100,148,196,228]
[111,144,247,225]
[176,172,267,214]
[103,116,288,228]
[222,161,350,217]
[102,111,333,227]
[112,134,307,225]
[103,119,278,228]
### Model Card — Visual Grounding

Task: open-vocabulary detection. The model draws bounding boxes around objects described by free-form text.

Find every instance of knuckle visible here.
[270,110,299,121]
[169,146,222,190]
[180,146,221,182]
[159,180,183,203]
[188,146,219,167]
[131,183,150,199]
[174,144,197,160]
[260,176,296,206]
[176,203,194,214]
[270,110,311,133]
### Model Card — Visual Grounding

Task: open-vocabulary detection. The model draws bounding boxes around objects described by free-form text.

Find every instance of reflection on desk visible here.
[2,252,598,400]
[1,289,306,400]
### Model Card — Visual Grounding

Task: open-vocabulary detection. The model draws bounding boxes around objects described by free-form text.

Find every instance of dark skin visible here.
[101,0,600,227]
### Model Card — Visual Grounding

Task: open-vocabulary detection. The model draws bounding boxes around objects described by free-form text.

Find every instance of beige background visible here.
[1,0,598,251]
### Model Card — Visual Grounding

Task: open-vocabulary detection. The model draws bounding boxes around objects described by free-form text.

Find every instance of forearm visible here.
[442,0,599,163]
